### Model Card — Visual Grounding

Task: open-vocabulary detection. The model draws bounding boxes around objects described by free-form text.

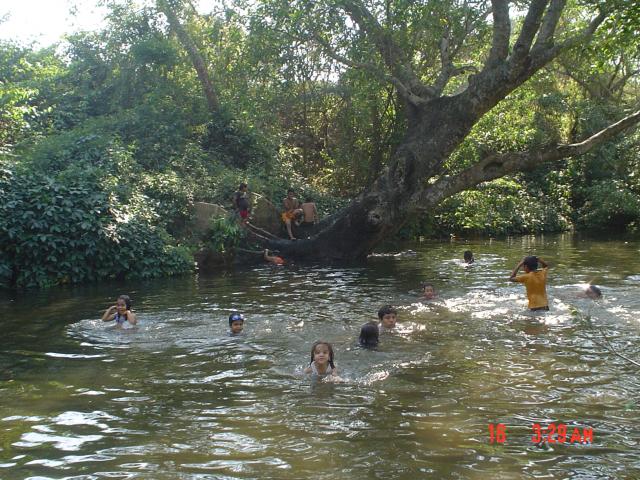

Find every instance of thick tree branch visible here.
[434,23,480,94]
[532,0,567,51]
[487,0,510,66]
[531,10,606,68]
[610,68,640,95]
[414,109,640,209]
[510,0,549,64]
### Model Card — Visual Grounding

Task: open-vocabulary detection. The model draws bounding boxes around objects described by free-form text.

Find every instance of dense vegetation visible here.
[1,0,639,287]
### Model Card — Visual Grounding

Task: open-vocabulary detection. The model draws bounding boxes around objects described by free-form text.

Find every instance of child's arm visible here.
[509,259,525,281]
[102,305,116,321]
[303,366,312,374]
[538,257,549,269]
[127,310,137,325]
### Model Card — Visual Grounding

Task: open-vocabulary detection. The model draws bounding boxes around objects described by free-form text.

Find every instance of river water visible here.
[1,234,639,479]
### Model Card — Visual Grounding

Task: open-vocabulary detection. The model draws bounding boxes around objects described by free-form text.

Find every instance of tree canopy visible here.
[1,0,640,285]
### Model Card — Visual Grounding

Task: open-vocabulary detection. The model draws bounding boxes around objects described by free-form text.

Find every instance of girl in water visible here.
[102,295,137,328]
[304,341,338,377]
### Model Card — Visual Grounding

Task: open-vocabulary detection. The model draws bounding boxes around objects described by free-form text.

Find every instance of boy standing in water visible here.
[510,256,550,311]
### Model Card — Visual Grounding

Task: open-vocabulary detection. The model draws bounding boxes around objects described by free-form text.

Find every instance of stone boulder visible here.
[193,202,228,236]
[249,193,282,235]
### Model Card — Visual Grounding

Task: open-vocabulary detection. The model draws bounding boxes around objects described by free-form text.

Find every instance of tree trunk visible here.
[157,0,220,114]
[264,103,640,261]
[267,97,477,260]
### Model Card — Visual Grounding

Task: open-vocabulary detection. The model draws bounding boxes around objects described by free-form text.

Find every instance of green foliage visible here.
[577,180,640,232]
[206,216,243,255]
[201,109,272,169]
[434,178,570,237]
[0,168,193,288]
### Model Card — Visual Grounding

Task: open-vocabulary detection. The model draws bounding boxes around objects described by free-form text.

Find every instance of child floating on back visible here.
[229,312,244,335]
[509,255,550,311]
[304,341,338,377]
[102,295,137,328]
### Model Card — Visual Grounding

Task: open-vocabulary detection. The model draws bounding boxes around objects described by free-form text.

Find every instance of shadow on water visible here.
[0,233,639,479]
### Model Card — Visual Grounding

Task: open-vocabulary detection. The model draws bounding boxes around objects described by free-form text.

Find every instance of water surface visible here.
[1,234,639,479]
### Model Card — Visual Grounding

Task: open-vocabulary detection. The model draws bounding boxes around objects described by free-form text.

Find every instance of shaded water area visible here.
[1,234,640,479]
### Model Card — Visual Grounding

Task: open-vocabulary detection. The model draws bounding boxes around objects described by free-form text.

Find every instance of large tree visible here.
[245,0,640,260]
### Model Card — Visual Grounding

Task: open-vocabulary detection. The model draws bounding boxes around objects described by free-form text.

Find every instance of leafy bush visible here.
[206,216,243,255]
[0,168,193,288]
[434,178,570,237]
[201,109,272,169]
[576,180,640,232]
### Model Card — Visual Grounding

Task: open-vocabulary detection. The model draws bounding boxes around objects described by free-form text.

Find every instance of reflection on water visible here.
[1,234,639,478]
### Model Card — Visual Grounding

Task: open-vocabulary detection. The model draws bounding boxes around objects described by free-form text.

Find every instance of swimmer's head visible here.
[377,305,397,329]
[359,322,379,348]
[523,256,538,272]
[421,282,436,299]
[228,312,245,334]
[463,250,474,263]
[585,285,602,300]
[116,295,131,313]
[310,341,335,369]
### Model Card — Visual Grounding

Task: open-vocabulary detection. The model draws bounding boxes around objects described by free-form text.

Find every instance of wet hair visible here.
[305,196,313,202]
[586,285,602,299]
[359,322,379,348]
[523,256,539,271]
[228,312,245,326]
[421,282,435,292]
[117,295,131,310]
[377,305,397,320]
[464,250,474,263]
[239,183,247,190]
[287,188,295,194]
[309,341,336,369]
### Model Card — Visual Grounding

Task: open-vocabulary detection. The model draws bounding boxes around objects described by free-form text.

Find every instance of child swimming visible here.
[378,305,397,330]
[264,249,285,265]
[229,312,245,334]
[304,341,338,377]
[420,282,437,300]
[463,250,475,264]
[585,284,602,300]
[359,322,379,348]
[101,295,137,328]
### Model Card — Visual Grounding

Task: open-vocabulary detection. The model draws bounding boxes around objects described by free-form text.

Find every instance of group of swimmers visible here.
[101,250,602,380]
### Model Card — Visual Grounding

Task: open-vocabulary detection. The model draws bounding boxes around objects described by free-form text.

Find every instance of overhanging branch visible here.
[413,108,640,209]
